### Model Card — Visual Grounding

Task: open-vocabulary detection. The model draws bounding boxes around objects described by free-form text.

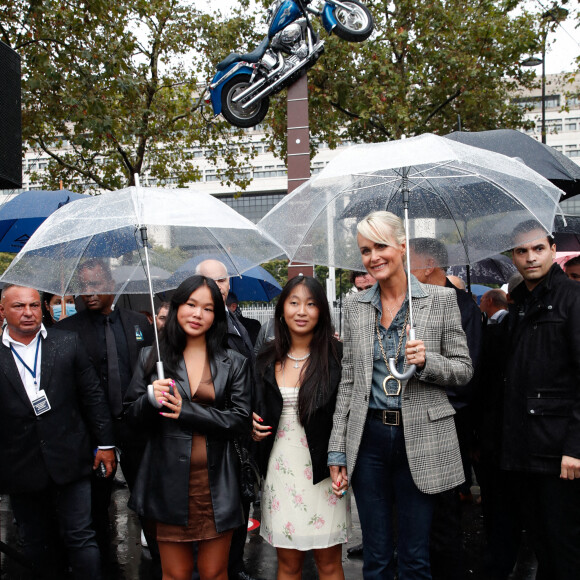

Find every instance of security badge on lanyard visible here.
[11,338,51,416]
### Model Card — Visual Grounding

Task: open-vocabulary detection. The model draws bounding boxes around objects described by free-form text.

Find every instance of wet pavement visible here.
[1,479,537,579]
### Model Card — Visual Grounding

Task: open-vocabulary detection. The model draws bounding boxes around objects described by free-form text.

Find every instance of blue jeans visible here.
[10,477,101,580]
[352,418,435,580]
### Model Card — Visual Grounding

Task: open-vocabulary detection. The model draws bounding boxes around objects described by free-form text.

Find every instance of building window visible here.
[546,119,563,132]
[513,95,561,109]
[215,192,286,223]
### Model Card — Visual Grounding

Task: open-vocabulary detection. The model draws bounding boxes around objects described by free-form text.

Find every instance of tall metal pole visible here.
[541,29,546,144]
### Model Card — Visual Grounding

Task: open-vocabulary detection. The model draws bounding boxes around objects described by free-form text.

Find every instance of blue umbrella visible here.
[0,189,84,252]
[469,284,492,305]
[230,265,282,302]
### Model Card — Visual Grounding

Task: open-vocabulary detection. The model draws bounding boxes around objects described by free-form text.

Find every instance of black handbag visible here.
[233,439,261,503]
[224,376,261,503]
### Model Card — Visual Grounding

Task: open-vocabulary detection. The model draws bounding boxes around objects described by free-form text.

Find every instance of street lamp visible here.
[522,48,546,144]
[521,5,568,145]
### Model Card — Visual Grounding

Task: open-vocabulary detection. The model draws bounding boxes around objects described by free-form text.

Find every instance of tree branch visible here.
[419,87,462,126]
[329,101,392,138]
[14,37,71,51]
[170,89,208,124]
[34,137,114,190]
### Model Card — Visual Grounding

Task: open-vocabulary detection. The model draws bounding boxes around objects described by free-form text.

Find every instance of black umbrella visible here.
[554,213,580,251]
[445,129,580,199]
[447,254,517,285]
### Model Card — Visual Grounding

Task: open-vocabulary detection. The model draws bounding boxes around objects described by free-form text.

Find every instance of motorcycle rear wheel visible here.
[332,0,373,42]
[220,74,270,128]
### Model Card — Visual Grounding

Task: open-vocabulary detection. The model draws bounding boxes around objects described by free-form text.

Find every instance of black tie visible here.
[104,316,123,418]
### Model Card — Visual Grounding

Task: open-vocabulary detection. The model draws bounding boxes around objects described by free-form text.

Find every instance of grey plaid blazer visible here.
[328,281,473,495]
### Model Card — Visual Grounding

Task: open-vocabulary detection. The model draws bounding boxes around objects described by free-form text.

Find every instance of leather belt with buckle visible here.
[368,409,402,426]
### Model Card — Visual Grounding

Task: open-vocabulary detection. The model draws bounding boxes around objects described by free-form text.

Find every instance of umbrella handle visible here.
[147,361,166,409]
[388,327,417,381]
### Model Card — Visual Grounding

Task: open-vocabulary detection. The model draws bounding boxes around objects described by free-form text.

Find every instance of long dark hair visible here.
[257,276,339,425]
[41,292,56,327]
[147,275,227,377]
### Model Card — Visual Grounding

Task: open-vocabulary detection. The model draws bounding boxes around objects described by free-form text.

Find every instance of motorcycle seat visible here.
[216,36,270,71]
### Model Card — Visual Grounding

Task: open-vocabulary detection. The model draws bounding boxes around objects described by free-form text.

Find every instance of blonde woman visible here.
[328,211,473,579]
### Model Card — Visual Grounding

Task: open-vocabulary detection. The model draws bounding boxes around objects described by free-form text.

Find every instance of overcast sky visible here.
[536,2,579,74]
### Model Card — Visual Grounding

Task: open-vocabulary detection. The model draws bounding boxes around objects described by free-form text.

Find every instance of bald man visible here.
[480,289,508,324]
[0,285,114,579]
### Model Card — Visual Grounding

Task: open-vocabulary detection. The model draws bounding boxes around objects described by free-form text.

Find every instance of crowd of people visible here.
[0,211,578,580]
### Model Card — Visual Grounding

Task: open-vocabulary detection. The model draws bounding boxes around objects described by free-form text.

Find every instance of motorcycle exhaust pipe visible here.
[241,41,324,109]
[231,76,267,104]
[232,54,285,104]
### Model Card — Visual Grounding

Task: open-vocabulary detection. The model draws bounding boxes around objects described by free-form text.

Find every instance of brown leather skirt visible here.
[155,433,222,542]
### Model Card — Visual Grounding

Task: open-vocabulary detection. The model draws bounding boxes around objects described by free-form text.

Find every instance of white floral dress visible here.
[260,386,351,549]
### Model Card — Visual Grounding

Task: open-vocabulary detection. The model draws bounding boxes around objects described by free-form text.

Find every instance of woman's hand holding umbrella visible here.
[154,378,183,419]
[405,325,425,370]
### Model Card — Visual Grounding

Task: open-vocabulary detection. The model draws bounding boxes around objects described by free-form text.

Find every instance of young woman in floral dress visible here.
[252,276,349,580]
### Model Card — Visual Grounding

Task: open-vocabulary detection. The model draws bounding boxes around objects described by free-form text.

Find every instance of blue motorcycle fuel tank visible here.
[269,0,303,37]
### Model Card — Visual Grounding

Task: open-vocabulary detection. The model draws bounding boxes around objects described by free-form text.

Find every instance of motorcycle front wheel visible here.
[220,74,270,128]
[332,0,373,42]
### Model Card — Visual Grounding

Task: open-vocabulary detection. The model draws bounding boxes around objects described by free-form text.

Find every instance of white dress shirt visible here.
[3,324,114,449]
[2,324,47,403]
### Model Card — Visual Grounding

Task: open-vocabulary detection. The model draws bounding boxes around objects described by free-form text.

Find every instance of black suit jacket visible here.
[445,278,483,408]
[226,311,256,447]
[238,314,261,347]
[57,307,154,407]
[226,311,254,365]
[0,328,114,494]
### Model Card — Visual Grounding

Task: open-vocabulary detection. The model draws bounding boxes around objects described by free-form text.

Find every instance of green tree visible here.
[0,0,258,192]
[261,259,289,288]
[0,253,15,276]
[314,265,354,299]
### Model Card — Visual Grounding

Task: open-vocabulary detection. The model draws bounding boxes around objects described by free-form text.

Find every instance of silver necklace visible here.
[280,360,300,388]
[287,351,311,369]
[382,293,405,321]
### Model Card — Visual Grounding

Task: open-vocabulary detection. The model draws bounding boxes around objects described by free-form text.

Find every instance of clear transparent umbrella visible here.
[1,185,285,387]
[258,133,562,271]
[2,185,284,295]
[257,133,562,379]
